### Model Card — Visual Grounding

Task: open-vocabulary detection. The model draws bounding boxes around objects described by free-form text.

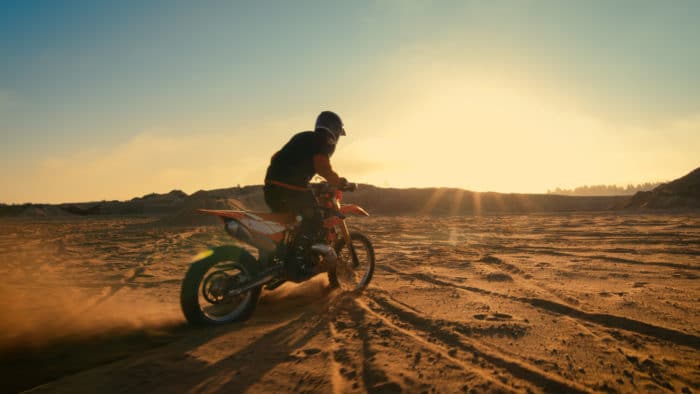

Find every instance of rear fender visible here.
[340,204,370,217]
[192,245,260,275]
[224,220,279,253]
[197,209,246,221]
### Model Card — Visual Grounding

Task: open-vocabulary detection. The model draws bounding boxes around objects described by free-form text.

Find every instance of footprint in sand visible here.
[473,313,512,321]
[485,272,513,282]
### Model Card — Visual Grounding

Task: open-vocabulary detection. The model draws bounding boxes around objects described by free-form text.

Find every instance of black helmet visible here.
[315,111,346,144]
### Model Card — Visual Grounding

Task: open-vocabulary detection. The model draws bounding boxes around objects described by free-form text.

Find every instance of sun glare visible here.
[346,71,656,193]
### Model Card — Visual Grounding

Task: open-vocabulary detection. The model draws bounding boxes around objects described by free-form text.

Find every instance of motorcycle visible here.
[180,182,375,325]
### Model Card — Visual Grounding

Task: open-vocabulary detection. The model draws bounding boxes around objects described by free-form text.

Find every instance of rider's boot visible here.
[284,233,311,280]
[286,210,323,280]
[289,228,324,280]
[294,234,313,275]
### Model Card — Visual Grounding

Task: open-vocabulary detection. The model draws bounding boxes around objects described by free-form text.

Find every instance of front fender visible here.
[340,204,370,217]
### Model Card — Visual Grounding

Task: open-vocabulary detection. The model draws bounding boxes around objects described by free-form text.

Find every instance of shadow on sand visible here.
[7,276,356,393]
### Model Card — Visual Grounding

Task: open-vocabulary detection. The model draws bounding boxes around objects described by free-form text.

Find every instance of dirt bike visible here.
[180,182,375,325]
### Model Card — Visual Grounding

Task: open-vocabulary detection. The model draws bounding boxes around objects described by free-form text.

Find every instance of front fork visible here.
[335,201,360,268]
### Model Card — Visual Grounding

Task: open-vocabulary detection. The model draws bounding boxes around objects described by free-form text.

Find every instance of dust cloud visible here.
[259,275,332,305]
[0,264,182,353]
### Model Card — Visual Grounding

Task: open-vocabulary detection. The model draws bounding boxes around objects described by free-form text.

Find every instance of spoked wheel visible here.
[181,249,261,325]
[329,231,375,291]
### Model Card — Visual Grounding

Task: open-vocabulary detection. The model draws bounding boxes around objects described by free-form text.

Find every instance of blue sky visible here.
[2,1,699,203]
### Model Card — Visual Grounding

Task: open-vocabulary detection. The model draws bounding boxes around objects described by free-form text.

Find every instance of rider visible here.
[264,111,347,272]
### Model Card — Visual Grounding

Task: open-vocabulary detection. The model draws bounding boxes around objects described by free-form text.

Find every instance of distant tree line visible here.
[547,182,662,196]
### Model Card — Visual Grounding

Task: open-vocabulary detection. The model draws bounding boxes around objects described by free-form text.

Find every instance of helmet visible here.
[315,111,346,144]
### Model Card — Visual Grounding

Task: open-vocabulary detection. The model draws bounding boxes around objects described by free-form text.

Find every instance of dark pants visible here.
[263,184,322,240]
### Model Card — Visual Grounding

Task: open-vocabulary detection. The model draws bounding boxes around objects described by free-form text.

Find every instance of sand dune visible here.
[1,212,698,393]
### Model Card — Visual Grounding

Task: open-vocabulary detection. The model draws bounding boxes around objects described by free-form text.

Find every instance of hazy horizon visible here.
[2,1,699,203]
[2,173,690,205]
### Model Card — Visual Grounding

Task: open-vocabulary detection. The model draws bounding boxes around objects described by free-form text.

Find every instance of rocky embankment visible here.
[625,167,700,209]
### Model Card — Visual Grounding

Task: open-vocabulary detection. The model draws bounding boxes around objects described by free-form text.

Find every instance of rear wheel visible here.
[329,232,375,291]
[180,251,261,325]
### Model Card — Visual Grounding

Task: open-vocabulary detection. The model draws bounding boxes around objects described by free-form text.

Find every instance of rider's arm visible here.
[313,154,341,186]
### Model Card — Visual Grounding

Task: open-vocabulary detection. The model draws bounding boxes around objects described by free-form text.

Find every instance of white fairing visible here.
[239,213,286,235]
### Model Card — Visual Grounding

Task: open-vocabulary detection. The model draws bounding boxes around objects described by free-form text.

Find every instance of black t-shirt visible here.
[265,130,336,187]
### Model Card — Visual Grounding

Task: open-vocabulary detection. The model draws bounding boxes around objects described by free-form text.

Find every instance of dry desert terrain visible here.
[1,213,699,393]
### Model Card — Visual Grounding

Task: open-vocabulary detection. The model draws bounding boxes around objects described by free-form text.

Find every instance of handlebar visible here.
[309,181,357,193]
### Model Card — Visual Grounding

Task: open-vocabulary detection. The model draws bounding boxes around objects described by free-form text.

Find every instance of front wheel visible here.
[180,249,261,325]
[329,231,375,291]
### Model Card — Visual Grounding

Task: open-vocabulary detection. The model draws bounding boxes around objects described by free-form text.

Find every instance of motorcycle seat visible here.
[197,209,297,226]
[250,212,298,225]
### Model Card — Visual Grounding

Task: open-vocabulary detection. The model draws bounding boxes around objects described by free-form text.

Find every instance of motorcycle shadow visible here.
[243,273,363,326]
[172,282,362,393]
[19,276,360,393]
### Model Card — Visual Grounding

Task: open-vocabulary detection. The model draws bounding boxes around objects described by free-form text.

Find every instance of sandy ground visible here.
[0,213,698,393]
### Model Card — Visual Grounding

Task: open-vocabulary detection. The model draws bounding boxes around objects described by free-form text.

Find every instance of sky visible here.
[1,0,699,203]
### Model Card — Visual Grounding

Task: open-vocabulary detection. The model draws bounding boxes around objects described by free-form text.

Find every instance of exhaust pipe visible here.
[227,274,276,296]
[227,245,336,295]
[311,243,337,271]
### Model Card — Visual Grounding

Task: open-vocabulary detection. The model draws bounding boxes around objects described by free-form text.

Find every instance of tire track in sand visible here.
[379,264,700,350]
[329,294,510,392]
[470,253,583,307]
[361,293,590,393]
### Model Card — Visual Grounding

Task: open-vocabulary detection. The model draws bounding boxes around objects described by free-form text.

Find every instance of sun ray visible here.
[472,192,482,216]
[449,189,464,216]
[420,188,447,215]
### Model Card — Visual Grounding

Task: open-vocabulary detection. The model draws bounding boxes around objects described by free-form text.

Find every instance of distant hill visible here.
[547,182,661,196]
[2,167,698,219]
[625,167,700,209]
[0,185,627,220]
[342,186,626,215]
